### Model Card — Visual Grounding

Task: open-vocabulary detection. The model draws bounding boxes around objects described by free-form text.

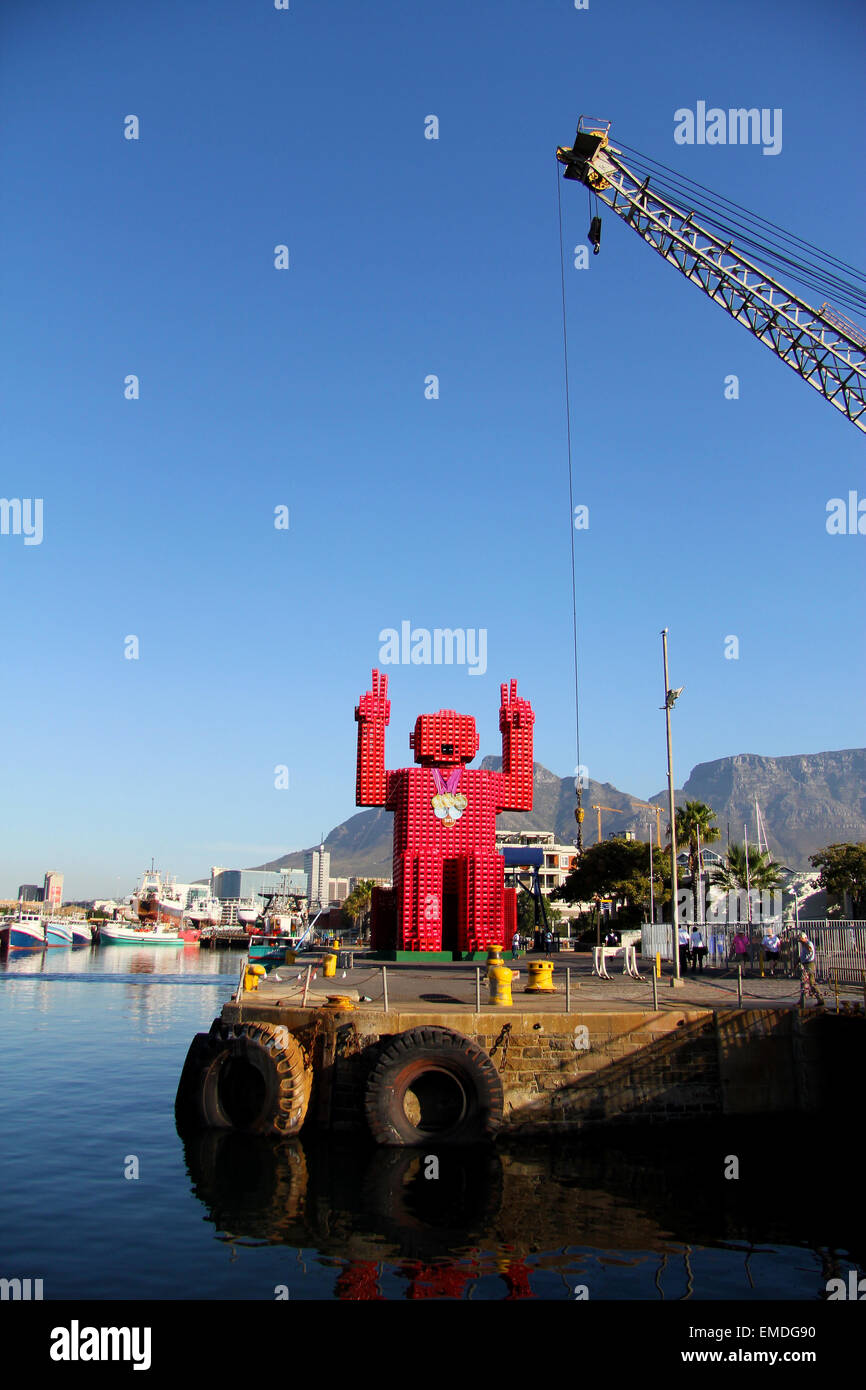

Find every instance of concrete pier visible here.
[205,957,861,1138]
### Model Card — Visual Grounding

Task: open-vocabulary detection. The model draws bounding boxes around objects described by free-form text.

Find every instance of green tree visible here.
[671,801,721,922]
[342,879,376,934]
[554,837,671,923]
[708,843,782,894]
[516,892,563,937]
[809,843,866,916]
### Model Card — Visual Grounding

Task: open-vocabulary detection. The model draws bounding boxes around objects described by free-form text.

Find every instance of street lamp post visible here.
[661,629,684,987]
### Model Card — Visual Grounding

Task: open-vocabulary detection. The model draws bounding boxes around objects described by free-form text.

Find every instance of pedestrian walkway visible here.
[265,954,864,1014]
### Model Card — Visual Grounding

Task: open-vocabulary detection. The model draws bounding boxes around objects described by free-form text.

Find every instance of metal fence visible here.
[640,921,866,985]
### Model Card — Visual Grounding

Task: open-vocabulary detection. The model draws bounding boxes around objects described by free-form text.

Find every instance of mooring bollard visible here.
[737,963,743,1006]
[524,961,555,993]
[487,961,514,1007]
[244,963,266,992]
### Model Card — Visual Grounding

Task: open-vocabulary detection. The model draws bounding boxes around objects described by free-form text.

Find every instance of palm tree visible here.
[669,801,721,923]
[342,879,376,937]
[708,843,783,899]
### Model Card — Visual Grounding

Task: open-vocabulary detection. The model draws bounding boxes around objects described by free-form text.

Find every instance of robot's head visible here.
[409,710,479,766]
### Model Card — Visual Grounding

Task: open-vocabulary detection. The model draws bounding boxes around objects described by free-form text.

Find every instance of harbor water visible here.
[0,944,861,1301]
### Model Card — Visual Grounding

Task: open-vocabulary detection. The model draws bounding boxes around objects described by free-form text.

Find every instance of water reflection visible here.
[180,1118,863,1300]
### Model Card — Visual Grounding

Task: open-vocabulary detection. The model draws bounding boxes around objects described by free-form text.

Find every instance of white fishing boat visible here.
[184,896,223,927]
[236,900,261,927]
[6,911,45,950]
[99,920,184,947]
[131,863,185,926]
[44,917,73,946]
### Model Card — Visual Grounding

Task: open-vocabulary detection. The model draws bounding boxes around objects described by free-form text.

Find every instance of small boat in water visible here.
[69,920,93,945]
[99,920,185,947]
[7,912,45,950]
[44,918,73,947]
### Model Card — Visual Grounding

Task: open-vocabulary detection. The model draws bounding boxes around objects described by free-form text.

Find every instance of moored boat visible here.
[8,912,45,950]
[99,920,185,947]
[247,934,300,964]
[70,920,93,945]
[44,918,73,946]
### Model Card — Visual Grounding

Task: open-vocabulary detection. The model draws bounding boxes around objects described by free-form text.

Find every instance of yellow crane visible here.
[630,799,662,846]
[591,804,624,846]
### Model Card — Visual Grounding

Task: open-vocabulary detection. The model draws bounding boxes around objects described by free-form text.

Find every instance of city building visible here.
[304,845,330,910]
[210,868,306,903]
[18,884,43,902]
[328,878,351,904]
[43,871,64,911]
[495,831,577,894]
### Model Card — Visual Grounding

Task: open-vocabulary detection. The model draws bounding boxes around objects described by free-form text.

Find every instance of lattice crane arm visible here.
[556,120,866,433]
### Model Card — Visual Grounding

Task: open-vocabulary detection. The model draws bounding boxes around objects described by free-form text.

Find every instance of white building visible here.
[305,845,330,910]
[495,830,577,894]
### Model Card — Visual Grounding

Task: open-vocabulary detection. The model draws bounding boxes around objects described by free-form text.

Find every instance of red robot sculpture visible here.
[355,669,534,954]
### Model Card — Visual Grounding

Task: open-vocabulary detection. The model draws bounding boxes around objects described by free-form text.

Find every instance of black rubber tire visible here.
[175,1022,311,1137]
[364,1026,503,1146]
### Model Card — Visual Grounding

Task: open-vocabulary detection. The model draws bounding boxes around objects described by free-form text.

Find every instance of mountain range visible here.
[253,748,866,878]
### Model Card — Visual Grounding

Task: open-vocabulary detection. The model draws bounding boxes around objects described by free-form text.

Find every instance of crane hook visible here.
[588,215,602,255]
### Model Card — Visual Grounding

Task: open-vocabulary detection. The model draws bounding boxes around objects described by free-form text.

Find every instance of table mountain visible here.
[254,748,865,878]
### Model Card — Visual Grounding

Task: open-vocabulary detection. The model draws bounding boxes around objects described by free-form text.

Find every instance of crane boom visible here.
[557,121,866,432]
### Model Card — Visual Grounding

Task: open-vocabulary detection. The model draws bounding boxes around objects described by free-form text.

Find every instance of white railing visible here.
[641,920,866,983]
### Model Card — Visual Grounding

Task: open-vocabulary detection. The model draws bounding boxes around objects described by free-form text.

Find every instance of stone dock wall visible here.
[219,998,854,1136]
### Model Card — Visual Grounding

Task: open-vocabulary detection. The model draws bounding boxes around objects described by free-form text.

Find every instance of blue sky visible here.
[1,0,863,898]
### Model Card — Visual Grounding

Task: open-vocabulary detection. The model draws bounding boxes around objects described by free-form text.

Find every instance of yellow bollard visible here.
[524,960,555,993]
[486,943,505,969]
[323,951,338,979]
[244,964,267,992]
[487,961,515,1006]
[322,994,355,1011]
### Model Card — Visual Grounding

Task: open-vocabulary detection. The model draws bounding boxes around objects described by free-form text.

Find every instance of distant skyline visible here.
[1,0,863,898]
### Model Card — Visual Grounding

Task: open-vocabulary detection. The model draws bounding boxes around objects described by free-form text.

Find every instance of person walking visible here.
[690,925,707,972]
[604,926,620,948]
[797,931,824,1007]
[511,930,521,960]
[678,924,691,976]
[543,927,554,959]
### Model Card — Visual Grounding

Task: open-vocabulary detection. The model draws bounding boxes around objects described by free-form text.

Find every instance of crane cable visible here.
[556,159,584,853]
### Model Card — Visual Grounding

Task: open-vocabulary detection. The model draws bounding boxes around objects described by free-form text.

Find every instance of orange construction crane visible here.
[630,799,662,845]
[590,804,624,845]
